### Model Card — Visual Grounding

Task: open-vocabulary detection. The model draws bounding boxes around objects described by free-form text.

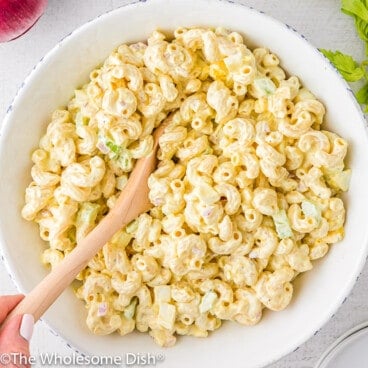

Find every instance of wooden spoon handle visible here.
[5,210,123,323]
[2,151,158,326]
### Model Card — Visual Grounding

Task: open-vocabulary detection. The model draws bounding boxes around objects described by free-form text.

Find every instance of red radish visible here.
[0,0,48,42]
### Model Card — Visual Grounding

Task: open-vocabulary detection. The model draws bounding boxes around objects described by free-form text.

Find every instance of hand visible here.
[0,295,34,368]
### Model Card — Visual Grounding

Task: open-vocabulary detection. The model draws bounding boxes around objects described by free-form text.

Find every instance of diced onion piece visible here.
[97,302,108,317]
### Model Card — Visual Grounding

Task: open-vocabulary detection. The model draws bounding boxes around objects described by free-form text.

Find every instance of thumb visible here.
[0,314,34,356]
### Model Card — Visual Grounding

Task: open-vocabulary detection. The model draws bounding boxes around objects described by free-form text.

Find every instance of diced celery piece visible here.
[199,291,217,313]
[301,200,321,225]
[272,209,293,239]
[124,297,138,319]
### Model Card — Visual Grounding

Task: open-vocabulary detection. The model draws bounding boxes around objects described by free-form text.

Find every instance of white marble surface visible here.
[0,0,367,367]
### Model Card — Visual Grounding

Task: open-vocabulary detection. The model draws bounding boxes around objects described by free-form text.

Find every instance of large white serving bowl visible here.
[1,0,368,366]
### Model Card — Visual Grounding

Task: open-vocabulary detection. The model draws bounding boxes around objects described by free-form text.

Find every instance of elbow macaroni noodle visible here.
[22,27,350,347]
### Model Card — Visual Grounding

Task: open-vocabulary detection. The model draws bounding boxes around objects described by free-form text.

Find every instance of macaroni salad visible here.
[22,27,351,347]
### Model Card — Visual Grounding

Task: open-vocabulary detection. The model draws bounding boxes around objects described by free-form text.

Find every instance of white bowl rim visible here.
[1,0,368,366]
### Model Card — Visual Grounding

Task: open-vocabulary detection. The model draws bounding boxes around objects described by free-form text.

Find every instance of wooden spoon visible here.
[1,116,170,327]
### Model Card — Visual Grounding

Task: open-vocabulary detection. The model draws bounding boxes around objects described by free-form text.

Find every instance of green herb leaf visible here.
[320,49,365,81]
[341,0,368,42]
[106,140,121,155]
[342,0,368,23]
[356,83,368,103]
[355,17,368,42]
